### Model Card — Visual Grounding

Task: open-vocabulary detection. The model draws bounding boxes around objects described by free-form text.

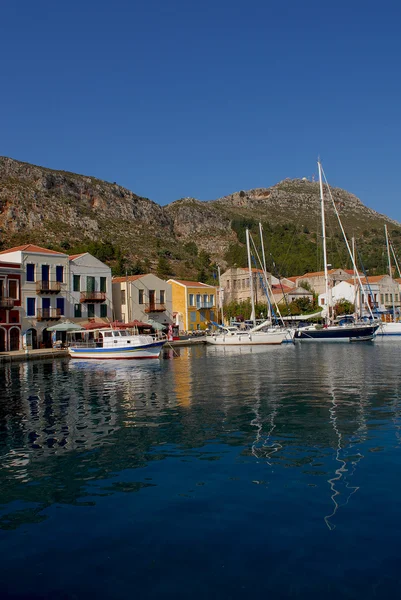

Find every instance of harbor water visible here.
[1,342,401,598]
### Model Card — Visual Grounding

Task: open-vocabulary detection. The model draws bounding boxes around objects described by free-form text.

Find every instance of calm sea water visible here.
[1,342,401,599]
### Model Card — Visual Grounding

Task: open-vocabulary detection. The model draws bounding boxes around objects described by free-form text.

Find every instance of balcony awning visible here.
[46,321,85,331]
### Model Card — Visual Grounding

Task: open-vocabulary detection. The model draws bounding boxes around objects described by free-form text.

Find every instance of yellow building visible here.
[167,279,218,332]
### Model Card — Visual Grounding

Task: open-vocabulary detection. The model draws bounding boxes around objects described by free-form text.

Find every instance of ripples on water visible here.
[1,343,401,598]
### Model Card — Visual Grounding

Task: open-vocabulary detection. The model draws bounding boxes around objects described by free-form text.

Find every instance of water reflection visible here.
[0,344,401,535]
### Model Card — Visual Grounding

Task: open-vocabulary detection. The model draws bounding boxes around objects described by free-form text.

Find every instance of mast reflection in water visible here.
[1,343,401,599]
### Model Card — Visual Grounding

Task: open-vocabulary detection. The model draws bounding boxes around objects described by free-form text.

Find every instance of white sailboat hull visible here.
[205,330,288,345]
[375,322,401,338]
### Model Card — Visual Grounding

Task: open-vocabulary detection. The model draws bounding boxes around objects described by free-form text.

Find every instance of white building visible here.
[0,244,69,348]
[69,253,113,323]
[318,281,356,308]
[112,274,173,326]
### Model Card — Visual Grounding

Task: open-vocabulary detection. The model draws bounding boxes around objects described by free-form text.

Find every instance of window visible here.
[203,294,208,306]
[73,275,80,292]
[26,264,35,282]
[74,304,82,318]
[210,294,214,306]
[56,297,65,315]
[200,311,206,322]
[27,297,36,316]
[160,290,165,304]
[381,294,384,304]
[385,293,389,302]
[210,310,215,321]
[227,281,230,290]
[100,277,106,293]
[121,289,126,305]
[138,289,144,304]
[87,304,95,318]
[396,294,399,302]
[56,266,64,283]
[362,294,365,304]
[87,276,95,292]
[196,294,201,307]
[100,304,107,318]
[190,311,196,322]
[390,293,393,302]
[321,298,325,305]
[8,280,18,299]
[189,294,194,307]
[233,280,237,290]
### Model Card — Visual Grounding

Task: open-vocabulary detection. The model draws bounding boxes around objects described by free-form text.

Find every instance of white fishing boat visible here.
[67,328,166,359]
[295,161,380,343]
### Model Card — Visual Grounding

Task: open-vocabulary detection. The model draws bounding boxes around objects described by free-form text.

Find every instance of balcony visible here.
[144,303,166,313]
[0,297,15,309]
[196,302,214,309]
[36,280,61,294]
[37,308,61,321]
[80,291,106,303]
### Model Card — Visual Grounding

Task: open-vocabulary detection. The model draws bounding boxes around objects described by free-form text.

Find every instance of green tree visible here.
[333,299,355,316]
[156,255,171,278]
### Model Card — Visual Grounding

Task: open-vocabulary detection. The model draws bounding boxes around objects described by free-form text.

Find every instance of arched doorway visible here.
[0,328,5,352]
[9,327,20,351]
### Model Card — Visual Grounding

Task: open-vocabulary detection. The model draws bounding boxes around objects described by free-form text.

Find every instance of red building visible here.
[0,261,22,351]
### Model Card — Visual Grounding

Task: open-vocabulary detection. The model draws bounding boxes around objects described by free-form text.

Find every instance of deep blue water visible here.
[1,342,401,599]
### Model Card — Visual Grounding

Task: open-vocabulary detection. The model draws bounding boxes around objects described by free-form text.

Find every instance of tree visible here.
[156,256,171,278]
[333,298,355,316]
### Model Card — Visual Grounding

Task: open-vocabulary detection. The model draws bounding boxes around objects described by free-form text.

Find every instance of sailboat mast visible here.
[385,224,395,320]
[318,160,330,325]
[246,228,256,326]
[259,222,271,321]
[352,236,358,315]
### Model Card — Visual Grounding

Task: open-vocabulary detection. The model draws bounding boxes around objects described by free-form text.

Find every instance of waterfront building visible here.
[358,275,400,313]
[167,279,217,332]
[295,268,353,295]
[69,253,113,324]
[220,267,272,305]
[0,245,69,348]
[317,275,400,315]
[112,274,173,327]
[0,261,22,351]
[272,284,314,306]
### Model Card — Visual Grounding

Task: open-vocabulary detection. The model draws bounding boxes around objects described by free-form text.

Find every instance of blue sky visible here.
[1,0,401,220]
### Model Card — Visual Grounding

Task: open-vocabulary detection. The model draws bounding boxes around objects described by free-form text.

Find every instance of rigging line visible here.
[389,238,401,278]
[356,246,379,312]
[249,233,284,323]
[321,166,375,320]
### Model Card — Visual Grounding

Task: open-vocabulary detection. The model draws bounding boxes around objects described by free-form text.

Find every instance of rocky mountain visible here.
[1,156,400,278]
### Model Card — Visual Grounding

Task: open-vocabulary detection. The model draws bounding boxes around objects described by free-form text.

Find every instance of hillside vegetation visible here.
[1,157,400,280]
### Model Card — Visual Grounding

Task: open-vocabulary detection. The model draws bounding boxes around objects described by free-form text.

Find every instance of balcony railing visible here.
[80,291,106,303]
[36,280,61,294]
[196,301,214,309]
[37,308,62,321]
[0,297,15,309]
[144,303,166,313]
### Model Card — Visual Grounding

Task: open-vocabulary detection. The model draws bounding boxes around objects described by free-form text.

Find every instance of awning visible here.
[146,319,166,331]
[46,321,85,332]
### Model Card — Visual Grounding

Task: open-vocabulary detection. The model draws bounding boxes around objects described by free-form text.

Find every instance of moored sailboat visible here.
[295,161,380,343]
[206,230,293,346]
